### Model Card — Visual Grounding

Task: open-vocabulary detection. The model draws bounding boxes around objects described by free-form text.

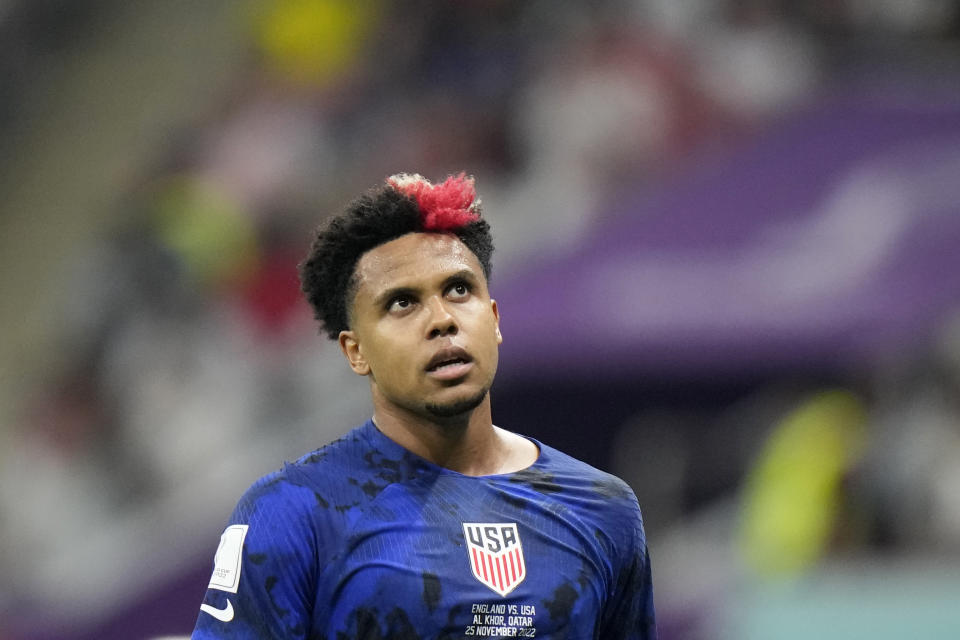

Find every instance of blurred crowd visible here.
[1,1,959,638]
[611,317,960,639]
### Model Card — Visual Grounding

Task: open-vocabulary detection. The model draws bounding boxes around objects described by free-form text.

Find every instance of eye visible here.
[447,281,471,300]
[387,295,415,313]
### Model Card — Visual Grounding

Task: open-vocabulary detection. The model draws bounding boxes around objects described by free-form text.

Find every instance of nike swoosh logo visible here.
[200,599,235,622]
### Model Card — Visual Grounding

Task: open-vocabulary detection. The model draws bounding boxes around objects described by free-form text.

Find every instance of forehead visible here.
[353,232,483,296]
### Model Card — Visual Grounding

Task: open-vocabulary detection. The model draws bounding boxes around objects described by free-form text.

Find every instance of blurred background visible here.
[2,1,960,638]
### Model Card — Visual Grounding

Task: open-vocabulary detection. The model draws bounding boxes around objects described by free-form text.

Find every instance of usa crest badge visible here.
[462,522,526,597]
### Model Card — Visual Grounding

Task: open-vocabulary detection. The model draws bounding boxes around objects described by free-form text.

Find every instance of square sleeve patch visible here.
[208,524,249,593]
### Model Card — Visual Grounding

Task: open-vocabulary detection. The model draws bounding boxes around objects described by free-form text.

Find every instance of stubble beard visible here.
[424,387,489,419]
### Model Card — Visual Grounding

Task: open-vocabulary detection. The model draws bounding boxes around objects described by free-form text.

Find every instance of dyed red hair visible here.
[387,172,480,231]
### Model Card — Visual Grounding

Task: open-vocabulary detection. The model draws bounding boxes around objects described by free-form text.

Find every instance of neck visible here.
[371,395,505,476]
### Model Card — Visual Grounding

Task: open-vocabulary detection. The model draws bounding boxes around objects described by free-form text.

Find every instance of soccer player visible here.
[192,173,657,639]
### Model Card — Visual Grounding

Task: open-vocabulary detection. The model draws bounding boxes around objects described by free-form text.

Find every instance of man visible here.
[192,173,657,639]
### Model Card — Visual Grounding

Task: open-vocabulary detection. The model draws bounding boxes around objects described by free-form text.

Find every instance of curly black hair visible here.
[299,182,494,340]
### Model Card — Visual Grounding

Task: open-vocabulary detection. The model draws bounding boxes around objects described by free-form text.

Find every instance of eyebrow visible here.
[441,269,480,289]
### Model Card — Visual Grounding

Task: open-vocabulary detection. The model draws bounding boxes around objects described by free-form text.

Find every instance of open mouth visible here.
[427,357,470,372]
[426,348,473,373]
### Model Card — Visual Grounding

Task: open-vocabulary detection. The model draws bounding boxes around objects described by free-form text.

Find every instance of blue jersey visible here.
[192,420,656,639]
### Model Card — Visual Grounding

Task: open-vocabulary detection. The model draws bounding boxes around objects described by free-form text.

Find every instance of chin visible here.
[425,388,488,419]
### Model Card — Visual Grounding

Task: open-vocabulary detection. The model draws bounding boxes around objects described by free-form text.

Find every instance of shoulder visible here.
[530,440,639,505]
[285,426,372,487]
[233,425,374,522]
[512,438,647,545]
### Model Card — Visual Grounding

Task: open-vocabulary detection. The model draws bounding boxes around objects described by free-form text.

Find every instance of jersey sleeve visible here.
[599,495,658,640]
[192,473,319,639]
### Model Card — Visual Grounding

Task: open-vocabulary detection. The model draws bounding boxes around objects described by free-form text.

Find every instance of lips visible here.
[425,346,473,372]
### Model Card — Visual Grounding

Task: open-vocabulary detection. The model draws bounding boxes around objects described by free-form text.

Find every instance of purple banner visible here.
[495,90,960,377]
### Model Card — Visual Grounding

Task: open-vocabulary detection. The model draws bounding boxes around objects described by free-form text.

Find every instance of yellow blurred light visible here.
[256,0,381,86]
[740,390,867,577]
[151,176,259,291]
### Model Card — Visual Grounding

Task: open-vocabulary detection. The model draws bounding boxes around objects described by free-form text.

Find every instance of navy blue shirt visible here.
[193,420,656,639]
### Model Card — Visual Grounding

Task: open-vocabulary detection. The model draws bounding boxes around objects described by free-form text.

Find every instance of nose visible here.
[425,296,458,339]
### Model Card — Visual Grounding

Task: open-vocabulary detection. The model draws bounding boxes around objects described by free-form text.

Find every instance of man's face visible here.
[340,232,502,420]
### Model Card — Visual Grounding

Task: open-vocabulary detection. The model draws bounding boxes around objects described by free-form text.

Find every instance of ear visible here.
[339,330,370,376]
[491,299,502,344]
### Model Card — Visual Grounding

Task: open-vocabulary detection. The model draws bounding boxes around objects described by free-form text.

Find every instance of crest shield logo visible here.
[462,522,526,597]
